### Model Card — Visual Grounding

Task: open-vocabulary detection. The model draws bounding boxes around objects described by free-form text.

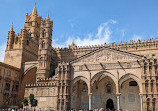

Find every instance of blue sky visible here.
[1,0,158,61]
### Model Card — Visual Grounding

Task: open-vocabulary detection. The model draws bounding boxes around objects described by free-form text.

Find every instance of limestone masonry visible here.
[1,5,158,111]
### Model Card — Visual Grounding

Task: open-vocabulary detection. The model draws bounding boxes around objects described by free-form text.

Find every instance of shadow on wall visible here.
[18,67,37,107]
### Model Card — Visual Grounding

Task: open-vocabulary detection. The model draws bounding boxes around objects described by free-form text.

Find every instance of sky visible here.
[1,0,158,62]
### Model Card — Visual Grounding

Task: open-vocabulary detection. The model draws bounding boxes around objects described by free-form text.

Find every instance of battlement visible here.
[54,38,158,52]
[26,82,57,88]
[26,75,58,88]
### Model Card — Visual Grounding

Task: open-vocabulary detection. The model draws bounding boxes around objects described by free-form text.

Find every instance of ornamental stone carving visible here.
[77,49,140,64]
[73,61,140,71]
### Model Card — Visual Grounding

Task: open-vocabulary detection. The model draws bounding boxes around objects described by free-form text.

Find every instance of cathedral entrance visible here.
[91,73,117,109]
[106,99,114,110]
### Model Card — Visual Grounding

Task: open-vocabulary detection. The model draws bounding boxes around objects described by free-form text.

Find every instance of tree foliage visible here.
[28,93,38,108]
[22,97,29,106]
[22,94,38,108]
[32,99,38,107]
[29,93,35,107]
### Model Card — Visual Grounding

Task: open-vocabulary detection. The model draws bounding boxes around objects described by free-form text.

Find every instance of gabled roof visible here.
[70,46,146,64]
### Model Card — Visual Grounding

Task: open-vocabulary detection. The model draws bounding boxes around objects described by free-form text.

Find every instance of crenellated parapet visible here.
[26,82,57,88]
[54,38,157,51]
[25,75,58,90]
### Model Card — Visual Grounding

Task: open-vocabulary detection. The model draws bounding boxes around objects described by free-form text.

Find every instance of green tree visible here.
[32,99,38,109]
[22,97,28,108]
[29,93,38,110]
[29,93,35,107]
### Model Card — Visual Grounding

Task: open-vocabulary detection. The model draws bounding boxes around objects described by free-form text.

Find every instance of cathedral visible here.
[1,5,158,111]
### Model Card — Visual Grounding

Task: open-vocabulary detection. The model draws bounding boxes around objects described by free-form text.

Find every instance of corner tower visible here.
[4,5,42,68]
[36,14,53,80]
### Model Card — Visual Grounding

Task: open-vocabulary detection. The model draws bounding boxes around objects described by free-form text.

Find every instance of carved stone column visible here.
[146,62,150,93]
[116,93,121,111]
[139,94,143,111]
[88,93,92,110]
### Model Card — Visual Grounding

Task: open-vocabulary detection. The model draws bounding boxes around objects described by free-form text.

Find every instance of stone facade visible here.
[1,5,158,111]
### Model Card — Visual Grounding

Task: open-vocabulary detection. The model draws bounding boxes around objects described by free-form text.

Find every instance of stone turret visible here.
[7,25,15,50]
[36,14,53,81]
[24,4,41,42]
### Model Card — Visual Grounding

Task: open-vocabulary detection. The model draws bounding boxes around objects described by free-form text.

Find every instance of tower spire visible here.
[31,3,38,16]
[46,13,50,21]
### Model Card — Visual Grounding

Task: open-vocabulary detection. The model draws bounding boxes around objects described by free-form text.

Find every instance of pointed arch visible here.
[119,73,142,93]
[91,71,118,93]
[72,76,90,93]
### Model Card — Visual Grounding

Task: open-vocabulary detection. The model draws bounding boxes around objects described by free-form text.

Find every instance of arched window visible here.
[144,62,147,75]
[42,29,46,37]
[152,98,156,111]
[147,98,150,111]
[41,41,45,49]
[26,40,29,45]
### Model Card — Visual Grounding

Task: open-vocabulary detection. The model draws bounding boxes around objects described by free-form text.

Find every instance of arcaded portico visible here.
[70,47,144,111]
[71,72,142,110]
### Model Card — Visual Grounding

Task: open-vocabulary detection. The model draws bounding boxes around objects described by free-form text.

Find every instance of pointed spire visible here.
[10,23,14,31]
[72,40,76,47]
[72,40,74,45]
[31,3,38,16]
[46,13,50,21]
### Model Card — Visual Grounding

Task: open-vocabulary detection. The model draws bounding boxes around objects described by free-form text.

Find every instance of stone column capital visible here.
[88,93,92,96]
[139,93,144,96]
[116,93,121,96]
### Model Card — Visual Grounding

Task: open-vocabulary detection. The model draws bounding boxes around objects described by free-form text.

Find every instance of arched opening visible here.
[71,78,89,110]
[18,67,37,107]
[91,73,117,110]
[106,99,114,110]
[120,78,140,111]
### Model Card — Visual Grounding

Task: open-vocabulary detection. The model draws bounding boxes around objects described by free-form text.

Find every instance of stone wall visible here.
[25,86,58,110]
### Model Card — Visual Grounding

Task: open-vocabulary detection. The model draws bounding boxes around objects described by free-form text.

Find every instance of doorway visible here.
[106,99,114,110]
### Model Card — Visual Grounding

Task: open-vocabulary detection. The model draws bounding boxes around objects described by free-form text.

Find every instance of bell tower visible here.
[36,14,53,81]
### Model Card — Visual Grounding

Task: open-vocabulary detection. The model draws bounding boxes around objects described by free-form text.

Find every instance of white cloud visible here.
[52,38,66,48]
[52,20,117,48]
[0,43,6,62]
[131,34,142,41]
